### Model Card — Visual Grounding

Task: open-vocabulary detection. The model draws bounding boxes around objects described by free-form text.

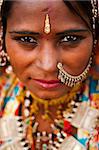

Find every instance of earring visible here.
[0,50,9,66]
[57,56,92,87]
[91,0,98,47]
[0,26,9,67]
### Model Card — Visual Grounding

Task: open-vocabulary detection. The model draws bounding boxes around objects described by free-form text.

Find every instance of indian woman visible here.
[0,0,99,149]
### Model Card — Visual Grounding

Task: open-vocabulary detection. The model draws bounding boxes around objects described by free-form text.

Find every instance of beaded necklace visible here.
[20,88,83,149]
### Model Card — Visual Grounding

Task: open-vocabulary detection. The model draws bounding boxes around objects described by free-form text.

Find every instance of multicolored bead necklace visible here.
[20,88,82,150]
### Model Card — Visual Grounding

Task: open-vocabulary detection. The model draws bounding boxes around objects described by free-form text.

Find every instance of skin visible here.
[5,0,93,98]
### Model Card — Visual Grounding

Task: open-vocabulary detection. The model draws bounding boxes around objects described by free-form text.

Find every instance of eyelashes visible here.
[11,34,85,48]
[60,35,85,44]
[19,36,37,43]
[12,36,38,45]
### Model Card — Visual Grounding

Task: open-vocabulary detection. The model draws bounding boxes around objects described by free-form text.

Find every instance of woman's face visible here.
[5,0,93,99]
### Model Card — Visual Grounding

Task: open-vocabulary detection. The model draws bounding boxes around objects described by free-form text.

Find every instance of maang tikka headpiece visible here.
[57,0,98,87]
[44,14,51,34]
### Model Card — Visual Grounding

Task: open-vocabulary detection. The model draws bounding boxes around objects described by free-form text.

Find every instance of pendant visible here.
[35,132,52,150]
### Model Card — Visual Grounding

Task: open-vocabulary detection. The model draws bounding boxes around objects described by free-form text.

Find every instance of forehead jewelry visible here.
[44,14,51,34]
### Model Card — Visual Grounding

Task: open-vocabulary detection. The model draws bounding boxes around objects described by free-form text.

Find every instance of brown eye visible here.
[60,35,84,44]
[12,35,38,50]
[20,36,37,44]
[12,36,38,45]
[61,35,77,42]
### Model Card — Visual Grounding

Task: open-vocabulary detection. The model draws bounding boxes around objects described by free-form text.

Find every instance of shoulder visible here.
[0,72,21,116]
[81,74,99,109]
[88,75,99,109]
[0,71,16,96]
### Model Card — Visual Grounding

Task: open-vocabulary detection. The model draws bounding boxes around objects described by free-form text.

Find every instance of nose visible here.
[36,41,58,73]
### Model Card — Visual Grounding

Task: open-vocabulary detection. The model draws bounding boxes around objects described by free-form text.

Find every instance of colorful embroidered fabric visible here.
[0,72,99,150]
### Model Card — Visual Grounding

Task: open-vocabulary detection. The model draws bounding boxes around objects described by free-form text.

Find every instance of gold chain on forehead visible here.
[44,14,51,34]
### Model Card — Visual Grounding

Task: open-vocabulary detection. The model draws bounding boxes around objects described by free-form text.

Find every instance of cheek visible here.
[62,38,93,75]
[5,38,31,74]
[6,47,25,71]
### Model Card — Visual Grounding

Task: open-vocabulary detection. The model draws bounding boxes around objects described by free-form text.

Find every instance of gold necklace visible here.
[17,82,82,120]
[30,83,82,119]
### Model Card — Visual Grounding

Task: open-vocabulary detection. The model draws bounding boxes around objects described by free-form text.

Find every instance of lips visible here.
[33,79,61,89]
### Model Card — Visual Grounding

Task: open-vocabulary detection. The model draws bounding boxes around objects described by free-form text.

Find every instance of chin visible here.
[25,82,71,100]
[29,89,67,100]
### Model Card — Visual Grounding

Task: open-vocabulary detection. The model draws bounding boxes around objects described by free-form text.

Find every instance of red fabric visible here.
[64,120,73,134]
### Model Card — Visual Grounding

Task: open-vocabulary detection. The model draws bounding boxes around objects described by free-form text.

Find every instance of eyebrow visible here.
[9,29,89,36]
[56,29,89,36]
[9,30,40,35]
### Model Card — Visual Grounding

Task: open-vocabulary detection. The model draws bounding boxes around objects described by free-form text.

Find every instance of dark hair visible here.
[63,0,98,41]
[1,0,98,43]
[1,0,13,50]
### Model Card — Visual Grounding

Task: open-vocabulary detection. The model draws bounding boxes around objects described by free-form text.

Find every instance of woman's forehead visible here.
[8,0,89,24]
[8,0,86,23]
[11,0,67,13]
[6,0,90,34]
